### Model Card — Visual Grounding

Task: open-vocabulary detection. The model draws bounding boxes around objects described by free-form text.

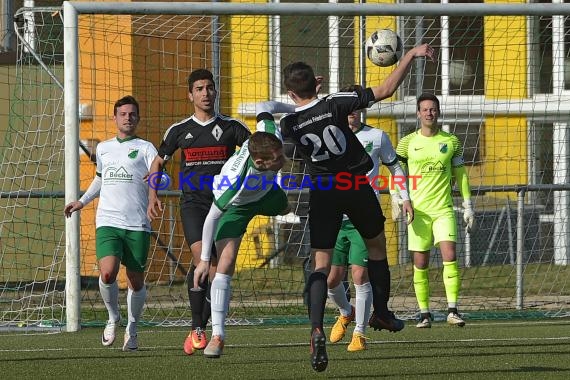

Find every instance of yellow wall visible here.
[484,1,528,187]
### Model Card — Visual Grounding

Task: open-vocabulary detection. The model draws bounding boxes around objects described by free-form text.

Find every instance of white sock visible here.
[99,276,120,323]
[354,282,372,334]
[126,286,147,336]
[327,283,352,317]
[210,273,232,340]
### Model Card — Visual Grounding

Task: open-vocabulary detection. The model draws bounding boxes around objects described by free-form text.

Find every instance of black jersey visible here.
[280,87,376,179]
[158,113,251,204]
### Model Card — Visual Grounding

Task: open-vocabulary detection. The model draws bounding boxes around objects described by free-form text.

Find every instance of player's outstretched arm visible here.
[147,155,166,221]
[255,100,296,117]
[371,44,436,102]
[64,201,84,218]
[387,162,414,224]
[64,175,102,218]
[194,203,225,287]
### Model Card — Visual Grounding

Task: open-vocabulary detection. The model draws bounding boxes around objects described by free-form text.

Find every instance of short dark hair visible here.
[283,62,317,99]
[248,132,283,160]
[114,95,139,115]
[417,92,440,113]
[188,69,214,91]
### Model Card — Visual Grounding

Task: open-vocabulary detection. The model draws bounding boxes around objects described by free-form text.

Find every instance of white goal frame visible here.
[63,1,570,332]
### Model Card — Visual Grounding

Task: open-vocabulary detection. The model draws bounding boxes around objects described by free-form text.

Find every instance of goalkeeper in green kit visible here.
[391,93,475,328]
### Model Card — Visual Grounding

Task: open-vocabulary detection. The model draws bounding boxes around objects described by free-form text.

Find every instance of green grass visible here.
[2,319,570,379]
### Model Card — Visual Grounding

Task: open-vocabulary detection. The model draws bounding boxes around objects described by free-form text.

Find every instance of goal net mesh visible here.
[1,2,569,329]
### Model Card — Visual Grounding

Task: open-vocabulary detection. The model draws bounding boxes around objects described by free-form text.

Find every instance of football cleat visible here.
[416,313,433,329]
[183,331,195,355]
[310,328,328,372]
[447,312,466,327]
[204,335,224,358]
[184,327,208,355]
[122,332,138,352]
[101,319,119,347]
[330,306,355,343]
[192,327,208,350]
[369,311,405,332]
[347,332,367,352]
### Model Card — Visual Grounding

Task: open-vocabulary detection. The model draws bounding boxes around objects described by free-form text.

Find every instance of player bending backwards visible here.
[328,97,413,352]
[193,101,295,358]
[64,96,157,351]
[280,43,435,372]
[391,92,475,328]
[147,69,251,355]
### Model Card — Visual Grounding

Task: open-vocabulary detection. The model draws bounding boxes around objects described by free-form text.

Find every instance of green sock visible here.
[413,266,430,312]
[443,261,460,307]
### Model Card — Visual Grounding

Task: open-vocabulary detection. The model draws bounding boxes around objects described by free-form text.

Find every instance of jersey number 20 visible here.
[300,125,346,162]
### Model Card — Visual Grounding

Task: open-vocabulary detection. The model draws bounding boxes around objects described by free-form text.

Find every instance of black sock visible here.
[201,281,211,328]
[187,266,205,330]
[368,258,391,317]
[307,271,328,331]
[189,289,205,330]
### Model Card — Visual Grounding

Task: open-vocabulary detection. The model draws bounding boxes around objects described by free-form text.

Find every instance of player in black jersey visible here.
[281,44,435,372]
[147,69,251,355]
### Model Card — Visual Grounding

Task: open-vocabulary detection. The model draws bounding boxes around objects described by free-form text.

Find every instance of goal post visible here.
[3,1,570,332]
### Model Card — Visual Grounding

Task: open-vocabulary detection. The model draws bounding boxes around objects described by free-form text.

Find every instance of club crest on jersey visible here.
[128,149,139,159]
[439,143,448,153]
[364,141,373,153]
[211,124,223,141]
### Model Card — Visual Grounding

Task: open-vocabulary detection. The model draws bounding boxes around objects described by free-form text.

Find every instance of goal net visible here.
[2,1,570,331]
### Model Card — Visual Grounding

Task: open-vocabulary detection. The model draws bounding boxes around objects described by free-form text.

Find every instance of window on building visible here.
[400,0,484,97]
[276,0,355,96]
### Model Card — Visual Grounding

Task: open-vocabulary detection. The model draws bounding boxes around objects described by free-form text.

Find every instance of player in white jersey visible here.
[64,96,157,352]
[192,101,295,358]
[327,91,413,351]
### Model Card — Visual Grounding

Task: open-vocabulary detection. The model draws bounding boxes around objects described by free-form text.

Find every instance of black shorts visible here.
[308,182,385,250]
[180,201,217,259]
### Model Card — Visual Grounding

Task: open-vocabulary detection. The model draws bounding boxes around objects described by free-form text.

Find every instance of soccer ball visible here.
[365,29,403,67]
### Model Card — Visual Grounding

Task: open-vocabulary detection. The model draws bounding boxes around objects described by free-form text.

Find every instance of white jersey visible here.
[95,136,157,231]
[212,119,282,209]
[339,124,398,222]
[355,124,398,192]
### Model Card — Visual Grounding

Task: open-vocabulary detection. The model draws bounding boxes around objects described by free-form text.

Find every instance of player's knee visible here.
[101,270,117,284]
[351,266,369,284]
[126,271,145,291]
